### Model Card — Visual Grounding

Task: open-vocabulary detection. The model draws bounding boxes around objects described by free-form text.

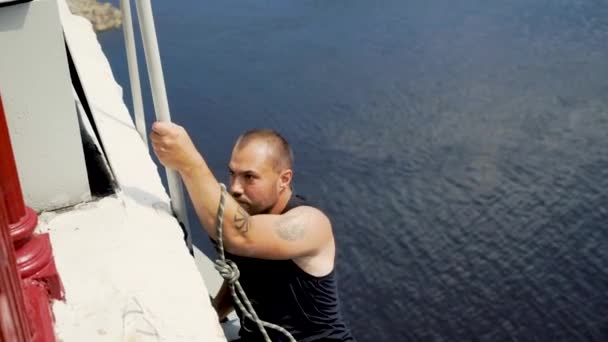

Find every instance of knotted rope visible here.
[214,183,296,342]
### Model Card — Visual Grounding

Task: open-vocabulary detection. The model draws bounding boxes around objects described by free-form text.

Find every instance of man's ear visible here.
[279,169,293,190]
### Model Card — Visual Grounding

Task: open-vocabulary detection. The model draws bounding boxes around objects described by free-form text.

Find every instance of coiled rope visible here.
[213,183,296,342]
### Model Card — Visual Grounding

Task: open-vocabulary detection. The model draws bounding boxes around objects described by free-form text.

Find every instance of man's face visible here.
[228,140,281,215]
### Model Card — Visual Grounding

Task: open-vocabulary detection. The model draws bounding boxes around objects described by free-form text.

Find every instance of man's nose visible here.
[230,179,243,198]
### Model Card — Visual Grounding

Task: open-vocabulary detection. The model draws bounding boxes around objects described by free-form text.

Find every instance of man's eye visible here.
[245,175,254,180]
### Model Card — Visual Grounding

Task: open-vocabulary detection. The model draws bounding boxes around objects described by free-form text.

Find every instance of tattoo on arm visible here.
[234,206,250,233]
[275,215,306,241]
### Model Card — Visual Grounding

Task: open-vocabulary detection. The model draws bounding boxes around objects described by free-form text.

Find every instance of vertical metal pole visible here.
[134,0,192,251]
[120,0,147,146]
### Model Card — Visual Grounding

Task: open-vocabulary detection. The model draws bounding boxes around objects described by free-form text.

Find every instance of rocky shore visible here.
[66,0,122,32]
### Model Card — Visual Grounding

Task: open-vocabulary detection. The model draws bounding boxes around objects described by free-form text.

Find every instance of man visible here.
[150,122,355,342]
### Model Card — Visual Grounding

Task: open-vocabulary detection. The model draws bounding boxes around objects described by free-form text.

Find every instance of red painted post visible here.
[0,93,63,341]
[0,194,32,342]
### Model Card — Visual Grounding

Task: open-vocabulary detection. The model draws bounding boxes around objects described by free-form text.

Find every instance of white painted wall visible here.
[0,0,91,211]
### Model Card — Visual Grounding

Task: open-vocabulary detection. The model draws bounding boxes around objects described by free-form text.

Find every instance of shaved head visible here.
[234,129,294,172]
[229,129,294,214]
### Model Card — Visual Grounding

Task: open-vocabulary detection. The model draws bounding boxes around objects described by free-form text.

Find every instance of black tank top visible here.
[223,194,355,342]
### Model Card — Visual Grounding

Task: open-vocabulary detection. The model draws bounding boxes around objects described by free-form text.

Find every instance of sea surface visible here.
[97,1,608,341]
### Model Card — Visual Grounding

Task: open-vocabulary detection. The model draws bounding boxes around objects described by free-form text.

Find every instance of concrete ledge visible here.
[43,0,226,340]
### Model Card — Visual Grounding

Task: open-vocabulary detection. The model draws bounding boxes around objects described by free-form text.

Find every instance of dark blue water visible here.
[97,1,608,341]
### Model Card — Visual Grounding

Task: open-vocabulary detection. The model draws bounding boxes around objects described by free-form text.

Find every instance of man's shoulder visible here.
[283,205,328,221]
[281,205,333,242]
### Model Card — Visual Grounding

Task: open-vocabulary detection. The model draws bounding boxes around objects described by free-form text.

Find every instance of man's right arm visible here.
[213,280,234,321]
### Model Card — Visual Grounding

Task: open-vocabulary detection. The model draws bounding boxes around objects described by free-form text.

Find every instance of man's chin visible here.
[236,201,271,215]
[237,201,253,213]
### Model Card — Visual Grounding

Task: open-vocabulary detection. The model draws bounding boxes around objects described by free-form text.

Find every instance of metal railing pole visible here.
[120,0,147,146]
[134,0,192,251]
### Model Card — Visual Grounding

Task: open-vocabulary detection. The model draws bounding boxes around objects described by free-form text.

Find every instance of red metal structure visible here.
[0,93,64,341]
[0,199,31,342]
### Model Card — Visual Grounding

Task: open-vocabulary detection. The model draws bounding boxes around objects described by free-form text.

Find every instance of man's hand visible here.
[150,121,204,174]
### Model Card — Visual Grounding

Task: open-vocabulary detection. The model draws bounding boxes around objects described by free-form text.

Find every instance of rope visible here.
[214,183,296,342]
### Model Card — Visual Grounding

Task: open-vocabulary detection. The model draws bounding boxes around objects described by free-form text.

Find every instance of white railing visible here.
[121,0,193,251]
[119,0,146,146]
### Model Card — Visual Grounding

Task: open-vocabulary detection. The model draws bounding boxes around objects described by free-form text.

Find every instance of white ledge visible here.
[42,1,227,341]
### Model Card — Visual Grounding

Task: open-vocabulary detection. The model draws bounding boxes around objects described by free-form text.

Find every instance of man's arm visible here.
[150,122,332,259]
[180,162,330,259]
